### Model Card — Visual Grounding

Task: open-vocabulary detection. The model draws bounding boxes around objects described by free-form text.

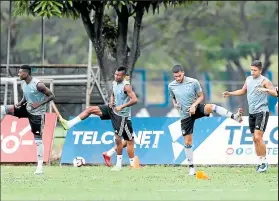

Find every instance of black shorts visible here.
[249,111,269,134]
[181,104,209,136]
[14,104,45,136]
[98,105,134,141]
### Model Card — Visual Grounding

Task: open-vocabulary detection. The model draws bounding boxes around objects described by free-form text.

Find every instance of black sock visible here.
[189,164,194,168]
[231,114,234,119]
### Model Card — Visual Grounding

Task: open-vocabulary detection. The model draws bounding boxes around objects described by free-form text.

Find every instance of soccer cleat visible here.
[111,165,121,171]
[257,163,268,173]
[234,108,244,123]
[34,166,43,175]
[59,117,69,130]
[102,152,111,167]
[256,164,261,172]
[188,167,196,176]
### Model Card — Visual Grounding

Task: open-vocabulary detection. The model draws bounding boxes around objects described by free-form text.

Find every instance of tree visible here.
[147,1,277,79]
[13,0,203,100]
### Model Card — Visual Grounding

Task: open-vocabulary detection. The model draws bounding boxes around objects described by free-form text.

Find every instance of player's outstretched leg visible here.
[59,106,102,130]
[1,105,15,120]
[205,104,243,122]
[103,140,127,167]
[111,135,124,171]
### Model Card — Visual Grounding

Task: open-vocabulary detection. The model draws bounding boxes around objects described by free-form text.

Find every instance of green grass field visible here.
[1,165,278,200]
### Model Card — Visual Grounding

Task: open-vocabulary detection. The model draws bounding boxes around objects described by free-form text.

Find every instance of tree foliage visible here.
[13,0,204,101]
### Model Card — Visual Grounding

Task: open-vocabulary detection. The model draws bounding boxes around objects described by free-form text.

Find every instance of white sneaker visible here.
[188,167,196,176]
[111,165,121,171]
[257,163,269,173]
[234,108,244,123]
[34,166,43,175]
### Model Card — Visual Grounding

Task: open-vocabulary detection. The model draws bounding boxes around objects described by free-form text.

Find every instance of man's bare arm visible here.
[224,81,247,97]
[37,82,55,105]
[192,92,204,108]
[261,80,278,97]
[121,85,138,108]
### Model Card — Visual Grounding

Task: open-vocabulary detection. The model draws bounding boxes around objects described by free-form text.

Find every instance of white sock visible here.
[184,144,193,166]
[260,156,267,164]
[1,105,7,120]
[35,138,44,168]
[116,155,122,167]
[212,104,233,119]
[129,157,134,166]
[67,116,81,128]
[258,156,262,165]
[107,147,116,157]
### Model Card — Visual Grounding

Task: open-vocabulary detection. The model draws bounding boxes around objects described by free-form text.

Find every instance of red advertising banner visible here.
[1,113,57,163]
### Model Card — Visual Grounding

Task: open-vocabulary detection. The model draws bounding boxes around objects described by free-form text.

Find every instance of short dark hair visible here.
[172,65,184,73]
[20,65,31,75]
[116,66,127,75]
[251,60,262,69]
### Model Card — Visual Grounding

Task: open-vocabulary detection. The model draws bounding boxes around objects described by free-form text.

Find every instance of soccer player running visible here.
[0,65,55,175]
[59,67,138,171]
[223,60,277,173]
[169,65,243,176]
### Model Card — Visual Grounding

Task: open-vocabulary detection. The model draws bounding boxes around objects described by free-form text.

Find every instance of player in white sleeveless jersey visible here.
[1,65,55,175]
[223,60,277,172]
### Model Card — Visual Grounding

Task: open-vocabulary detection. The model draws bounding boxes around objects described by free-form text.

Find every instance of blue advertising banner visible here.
[60,117,278,165]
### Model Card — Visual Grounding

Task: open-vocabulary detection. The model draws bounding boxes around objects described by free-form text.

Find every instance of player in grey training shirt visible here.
[59,67,138,171]
[223,60,277,173]
[0,65,55,175]
[169,65,243,176]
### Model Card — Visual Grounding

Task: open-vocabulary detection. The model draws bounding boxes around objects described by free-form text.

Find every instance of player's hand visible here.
[188,105,196,115]
[114,106,123,112]
[31,102,41,109]
[223,91,231,98]
[257,87,269,93]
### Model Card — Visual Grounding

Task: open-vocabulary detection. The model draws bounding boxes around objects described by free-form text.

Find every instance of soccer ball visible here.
[72,156,85,167]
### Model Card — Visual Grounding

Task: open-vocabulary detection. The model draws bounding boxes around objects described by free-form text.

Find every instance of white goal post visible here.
[1,77,18,105]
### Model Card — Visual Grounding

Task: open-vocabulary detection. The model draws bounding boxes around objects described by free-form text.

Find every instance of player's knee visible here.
[122,140,128,147]
[114,135,122,145]
[184,139,192,145]
[126,139,134,145]
[35,137,42,145]
[86,106,98,114]
[204,104,215,114]
[253,134,262,144]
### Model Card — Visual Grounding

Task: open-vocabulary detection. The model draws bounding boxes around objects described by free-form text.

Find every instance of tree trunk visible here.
[80,2,145,103]
[127,3,144,78]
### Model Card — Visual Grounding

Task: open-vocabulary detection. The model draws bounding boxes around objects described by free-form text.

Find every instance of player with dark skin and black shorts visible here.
[0,65,55,175]
[59,67,138,171]
[169,65,243,176]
